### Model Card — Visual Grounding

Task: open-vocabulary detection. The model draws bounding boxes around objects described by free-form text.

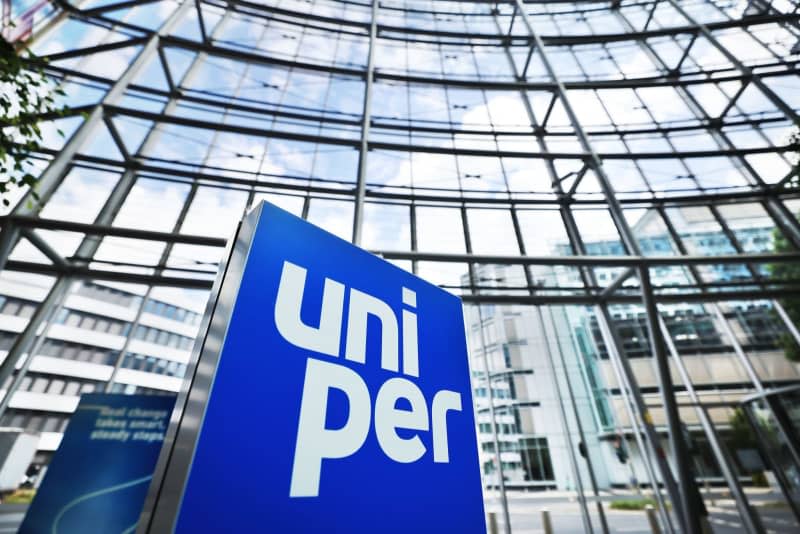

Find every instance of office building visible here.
[2,0,800,529]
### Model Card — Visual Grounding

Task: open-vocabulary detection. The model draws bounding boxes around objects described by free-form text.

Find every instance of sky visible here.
[4,0,799,295]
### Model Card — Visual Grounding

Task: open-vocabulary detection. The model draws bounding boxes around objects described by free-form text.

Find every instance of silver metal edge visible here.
[138,202,265,533]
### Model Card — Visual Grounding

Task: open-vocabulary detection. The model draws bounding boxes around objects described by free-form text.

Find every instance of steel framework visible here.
[2,0,800,532]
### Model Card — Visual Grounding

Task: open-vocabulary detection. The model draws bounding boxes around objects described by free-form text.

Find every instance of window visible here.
[46,379,65,395]
[30,377,48,393]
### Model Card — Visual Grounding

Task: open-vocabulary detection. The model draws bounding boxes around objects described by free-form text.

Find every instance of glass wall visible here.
[2,0,800,531]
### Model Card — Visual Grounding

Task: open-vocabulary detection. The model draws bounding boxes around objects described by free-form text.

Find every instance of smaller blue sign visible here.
[20,393,175,534]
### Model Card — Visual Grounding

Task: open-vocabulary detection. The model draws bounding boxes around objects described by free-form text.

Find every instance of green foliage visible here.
[751,471,768,487]
[609,498,660,511]
[0,32,66,206]
[769,129,800,362]
[728,407,757,449]
[3,488,35,503]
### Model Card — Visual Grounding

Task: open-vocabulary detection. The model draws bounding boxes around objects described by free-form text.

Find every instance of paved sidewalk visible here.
[483,489,800,533]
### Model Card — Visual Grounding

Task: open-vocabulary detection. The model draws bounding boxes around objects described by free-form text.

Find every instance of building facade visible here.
[0,274,203,470]
[2,0,800,529]
[468,204,800,492]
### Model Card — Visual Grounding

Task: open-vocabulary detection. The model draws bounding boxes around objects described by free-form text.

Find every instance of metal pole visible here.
[711,305,765,394]
[763,394,800,476]
[0,226,20,274]
[534,306,595,534]
[595,308,676,534]
[0,1,194,274]
[509,2,693,526]
[543,307,609,534]
[104,287,151,392]
[351,0,378,246]
[0,277,72,418]
[510,0,638,257]
[0,3,198,397]
[609,4,800,466]
[645,505,662,534]
[639,266,703,534]
[774,300,800,349]
[541,509,553,534]
[475,304,512,534]
[658,316,765,534]
[487,512,499,534]
[666,0,800,124]
[740,402,800,524]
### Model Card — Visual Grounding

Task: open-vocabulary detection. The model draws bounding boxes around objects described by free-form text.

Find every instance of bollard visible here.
[644,505,661,534]
[487,511,498,534]
[700,514,713,534]
[704,478,714,507]
[542,509,553,534]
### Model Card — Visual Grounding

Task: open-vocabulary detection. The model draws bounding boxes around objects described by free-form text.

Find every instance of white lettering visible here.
[374,378,428,463]
[275,261,344,357]
[402,309,419,377]
[290,358,371,497]
[344,289,399,372]
[432,390,462,463]
[279,263,466,496]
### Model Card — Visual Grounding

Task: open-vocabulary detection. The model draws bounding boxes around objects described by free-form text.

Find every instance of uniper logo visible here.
[274,261,463,497]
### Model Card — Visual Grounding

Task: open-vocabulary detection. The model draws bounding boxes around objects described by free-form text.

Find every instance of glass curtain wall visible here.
[2,0,800,532]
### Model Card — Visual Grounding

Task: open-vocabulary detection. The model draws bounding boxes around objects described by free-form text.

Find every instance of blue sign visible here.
[173,202,485,532]
[20,393,175,534]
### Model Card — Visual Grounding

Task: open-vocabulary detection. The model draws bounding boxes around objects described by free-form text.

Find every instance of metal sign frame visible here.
[137,201,485,532]
[137,202,262,533]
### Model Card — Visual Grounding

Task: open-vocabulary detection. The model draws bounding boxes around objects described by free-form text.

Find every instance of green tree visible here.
[0,32,65,206]
[728,407,757,450]
[769,129,800,361]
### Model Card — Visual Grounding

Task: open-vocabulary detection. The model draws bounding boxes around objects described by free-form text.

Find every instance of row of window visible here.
[481,437,555,483]
[50,309,196,352]
[120,352,187,378]
[0,331,16,351]
[40,339,119,366]
[474,387,513,399]
[7,372,101,397]
[73,283,201,330]
[0,409,70,434]
[3,366,176,399]
[107,383,177,397]
[591,305,787,359]
[132,324,194,351]
[74,282,141,308]
[143,298,202,326]
[477,422,518,435]
[54,308,131,337]
[481,441,518,454]
[0,296,37,319]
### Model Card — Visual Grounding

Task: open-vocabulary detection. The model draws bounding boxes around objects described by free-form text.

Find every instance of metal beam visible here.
[534,305,596,534]
[19,228,68,269]
[639,266,703,533]
[667,0,800,124]
[352,0,378,246]
[659,315,765,534]
[0,215,227,247]
[541,306,610,534]
[0,1,194,272]
[0,279,72,418]
[7,214,800,270]
[0,1,196,423]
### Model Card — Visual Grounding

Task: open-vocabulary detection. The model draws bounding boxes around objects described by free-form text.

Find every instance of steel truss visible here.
[2,1,800,533]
